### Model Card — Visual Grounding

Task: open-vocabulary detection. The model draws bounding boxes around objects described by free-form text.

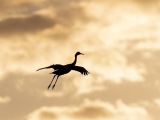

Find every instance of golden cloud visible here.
[0,96,11,104]
[1,0,160,120]
[27,99,151,120]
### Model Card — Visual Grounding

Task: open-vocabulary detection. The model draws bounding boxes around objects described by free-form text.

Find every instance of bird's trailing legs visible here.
[52,75,60,90]
[48,75,56,89]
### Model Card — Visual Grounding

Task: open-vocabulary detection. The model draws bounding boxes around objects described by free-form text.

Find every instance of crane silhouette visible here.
[37,52,89,90]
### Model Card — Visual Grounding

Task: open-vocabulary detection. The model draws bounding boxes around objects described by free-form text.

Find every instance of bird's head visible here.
[75,51,84,56]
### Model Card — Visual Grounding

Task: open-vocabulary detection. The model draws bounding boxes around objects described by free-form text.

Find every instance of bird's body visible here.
[51,64,72,75]
[37,52,89,89]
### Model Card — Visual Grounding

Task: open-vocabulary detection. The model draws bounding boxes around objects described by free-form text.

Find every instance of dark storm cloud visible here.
[0,15,55,35]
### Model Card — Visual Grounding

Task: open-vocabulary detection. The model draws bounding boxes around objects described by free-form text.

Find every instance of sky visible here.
[0,0,160,120]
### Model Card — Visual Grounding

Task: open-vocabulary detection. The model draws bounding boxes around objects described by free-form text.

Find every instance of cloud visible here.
[27,99,151,120]
[71,72,105,95]
[0,96,11,104]
[43,90,64,98]
[132,0,160,8]
[0,15,55,35]
[1,0,160,120]
[0,71,73,120]
[133,40,160,51]
[0,0,46,20]
[27,107,58,120]
[153,99,160,107]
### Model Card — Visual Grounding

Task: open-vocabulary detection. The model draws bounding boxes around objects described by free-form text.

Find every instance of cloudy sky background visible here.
[0,0,160,120]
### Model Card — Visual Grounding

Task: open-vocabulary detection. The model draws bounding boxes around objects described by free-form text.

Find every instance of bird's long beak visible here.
[80,53,84,55]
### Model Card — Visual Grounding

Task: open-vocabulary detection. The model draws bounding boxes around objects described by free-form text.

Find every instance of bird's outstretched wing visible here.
[72,66,89,75]
[37,64,63,71]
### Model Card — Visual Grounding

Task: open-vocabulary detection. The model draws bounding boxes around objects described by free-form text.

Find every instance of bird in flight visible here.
[37,52,89,90]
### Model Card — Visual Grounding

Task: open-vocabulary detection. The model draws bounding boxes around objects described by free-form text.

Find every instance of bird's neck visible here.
[72,54,78,66]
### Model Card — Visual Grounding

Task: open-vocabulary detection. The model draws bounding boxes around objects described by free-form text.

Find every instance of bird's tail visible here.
[36,66,52,71]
